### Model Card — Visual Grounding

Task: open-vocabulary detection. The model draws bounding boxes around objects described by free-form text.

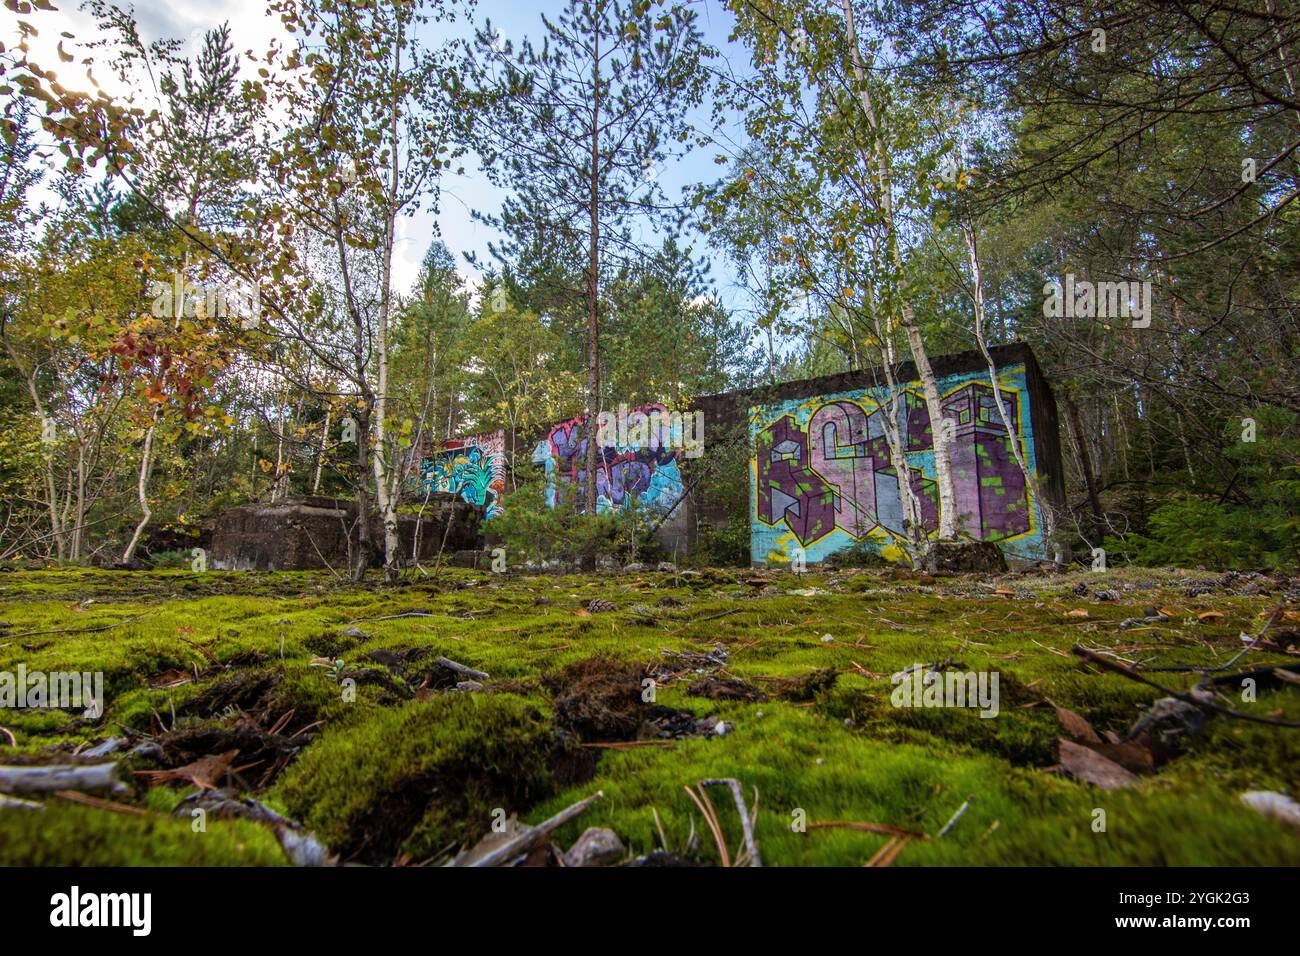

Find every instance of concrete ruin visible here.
[209,494,484,572]
[209,344,1064,572]
[427,343,1066,567]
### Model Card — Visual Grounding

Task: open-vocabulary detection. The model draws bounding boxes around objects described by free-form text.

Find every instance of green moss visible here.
[273,694,559,863]
[2,564,1297,866]
[0,801,287,866]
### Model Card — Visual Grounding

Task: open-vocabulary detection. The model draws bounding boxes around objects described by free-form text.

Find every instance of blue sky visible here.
[416,0,753,311]
[15,0,758,316]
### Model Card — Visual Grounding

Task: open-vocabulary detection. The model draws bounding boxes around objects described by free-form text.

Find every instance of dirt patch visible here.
[545,655,717,742]
[546,656,648,741]
[924,540,1008,574]
[686,676,768,703]
[766,667,838,702]
[182,670,283,719]
[338,667,411,701]
[303,629,367,659]
[364,646,432,671]
[156,725,306,788]
[483,677,541,695]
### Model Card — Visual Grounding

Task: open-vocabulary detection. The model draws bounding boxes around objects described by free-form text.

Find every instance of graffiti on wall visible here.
[751,365,1044,565]
[418,430,507,520]
[532,403,685,514]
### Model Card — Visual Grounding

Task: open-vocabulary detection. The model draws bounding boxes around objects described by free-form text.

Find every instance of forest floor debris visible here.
[0,564,1298,865]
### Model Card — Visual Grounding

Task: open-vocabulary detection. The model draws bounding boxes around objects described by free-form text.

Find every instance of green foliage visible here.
[490,469,660,567]
[824,538,890,568]
[688,521,750,567]
[1107,498,1257,570]
[1106,407,1300,570]
[683,426,753,567]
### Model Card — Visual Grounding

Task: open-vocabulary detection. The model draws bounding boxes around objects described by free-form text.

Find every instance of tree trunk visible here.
[580,14,602,572]
[371,15,406,585]
[840,0,958,539]
[964,221,1057,560]
[121,420,156,565]
[312,407,330,493]
[865,285,925,564]
[351,406,373,581]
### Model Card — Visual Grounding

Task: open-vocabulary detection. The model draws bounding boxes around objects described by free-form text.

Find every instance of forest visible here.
[0,0,1298,878]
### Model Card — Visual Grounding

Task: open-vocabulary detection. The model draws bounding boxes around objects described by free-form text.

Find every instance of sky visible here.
[7,0,757,317]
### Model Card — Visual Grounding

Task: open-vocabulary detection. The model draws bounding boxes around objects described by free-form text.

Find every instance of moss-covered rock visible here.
[273,694,559,863]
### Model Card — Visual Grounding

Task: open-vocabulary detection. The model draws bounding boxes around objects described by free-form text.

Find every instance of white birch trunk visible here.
[841,0,958,539]
[121,420,156,565]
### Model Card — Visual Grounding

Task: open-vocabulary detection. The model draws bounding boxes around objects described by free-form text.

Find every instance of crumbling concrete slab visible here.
[210,495,483,571]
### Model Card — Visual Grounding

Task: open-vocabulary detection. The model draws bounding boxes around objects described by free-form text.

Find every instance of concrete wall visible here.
[433,344,1064,566]
[210,495,484,571]
[748,357,1056,566]
[416,430,507,520]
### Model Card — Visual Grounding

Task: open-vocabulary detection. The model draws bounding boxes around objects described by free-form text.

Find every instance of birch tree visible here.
[464,0,707,567]
[712,0,963,550]
[259,0,470,582]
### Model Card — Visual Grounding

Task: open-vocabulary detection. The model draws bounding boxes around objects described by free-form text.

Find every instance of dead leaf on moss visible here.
[1050,701,1102,744]
[1056,739,1139,790]
[135,750,242,790]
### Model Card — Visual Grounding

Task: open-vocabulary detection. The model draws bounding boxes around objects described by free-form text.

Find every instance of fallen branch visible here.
[54,789,152,816]
[6,615,146,640]
[452,790,604,867]
[1218,601,1287,671]
[1195,662,1300,691]
[937,794,974,838]
[807,820,928,839]
[0,762,126,796]
[1143,603,1292,674]
[0,794,43,811]
[1072,645,1300,728]
[580,740,674,750]
[895,657,965,677]
[864,834,913,867]
[666,607,745,634]
[81,737,125,758]
[700,778,762,867]
[175,789,335,866]
[433,656,489,682]
[347,611,435,624]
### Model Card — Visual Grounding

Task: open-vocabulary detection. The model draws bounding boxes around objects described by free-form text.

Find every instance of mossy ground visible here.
[1,564,1297,866]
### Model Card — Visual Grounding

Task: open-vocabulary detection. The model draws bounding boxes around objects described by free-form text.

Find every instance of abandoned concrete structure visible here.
[209,344,1064,571]
[209,494,483,572]
[425,343,1065,567]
